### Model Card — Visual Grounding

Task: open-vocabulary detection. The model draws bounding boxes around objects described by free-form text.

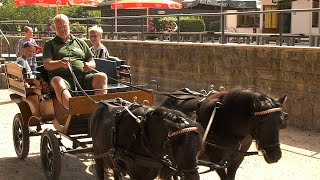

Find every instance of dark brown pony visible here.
[90,99,204,180]
[159,88,287,180]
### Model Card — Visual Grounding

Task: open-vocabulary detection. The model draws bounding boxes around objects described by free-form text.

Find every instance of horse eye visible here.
[281,112,288,120]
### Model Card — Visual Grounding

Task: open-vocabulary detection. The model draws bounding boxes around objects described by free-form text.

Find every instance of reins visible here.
[66,62,210,108]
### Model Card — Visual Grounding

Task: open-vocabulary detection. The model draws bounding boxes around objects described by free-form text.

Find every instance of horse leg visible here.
[112,169,122,180]
[225,135,253,180]
[158,167,174,180]
[94,158,105,180]
[225,157,244,180]
[129,166,159,180]
[216,168,228,180]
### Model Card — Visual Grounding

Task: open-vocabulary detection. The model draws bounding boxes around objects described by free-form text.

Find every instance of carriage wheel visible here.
[12,113,30,160]
[40,129,61,180]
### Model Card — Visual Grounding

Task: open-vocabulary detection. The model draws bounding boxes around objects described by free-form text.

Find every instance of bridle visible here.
[251,107,283,149]
[162,112,201,176]
[198,98,283,173]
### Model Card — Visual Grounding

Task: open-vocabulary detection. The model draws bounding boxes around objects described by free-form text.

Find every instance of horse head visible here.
[145,107,204,180]
[250,94,288,164]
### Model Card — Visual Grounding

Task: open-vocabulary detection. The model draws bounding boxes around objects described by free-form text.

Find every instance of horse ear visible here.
[278,95,287,105]
[253,99,262,109]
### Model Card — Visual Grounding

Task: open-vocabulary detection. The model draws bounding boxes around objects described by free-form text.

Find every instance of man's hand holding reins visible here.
[83,58,96,73]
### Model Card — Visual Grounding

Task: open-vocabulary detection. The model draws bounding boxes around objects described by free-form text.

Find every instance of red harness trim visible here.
[254,107,282,116]
[168,127,198,138]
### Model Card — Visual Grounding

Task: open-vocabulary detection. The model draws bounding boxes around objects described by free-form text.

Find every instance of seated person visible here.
[164,20,171,32]
[16,41,41,78]
[148,22,156,33]
[170,22,178,32]
[89,25,110,59]
[43,14,108,109]
[43,22,54,32]
[16,26,39,71]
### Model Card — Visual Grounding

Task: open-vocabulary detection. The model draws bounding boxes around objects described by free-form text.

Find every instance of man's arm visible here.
[43,58,69,70]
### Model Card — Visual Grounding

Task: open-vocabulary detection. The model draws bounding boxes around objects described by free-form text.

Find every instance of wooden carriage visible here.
[5,59,154,179]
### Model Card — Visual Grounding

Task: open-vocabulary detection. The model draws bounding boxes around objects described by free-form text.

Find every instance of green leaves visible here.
[0,1,101,31]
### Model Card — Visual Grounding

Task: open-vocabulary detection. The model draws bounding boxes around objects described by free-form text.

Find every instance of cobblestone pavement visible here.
[0,89,319,180]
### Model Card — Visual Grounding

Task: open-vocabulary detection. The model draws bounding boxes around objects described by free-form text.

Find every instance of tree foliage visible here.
[0,0,101,30]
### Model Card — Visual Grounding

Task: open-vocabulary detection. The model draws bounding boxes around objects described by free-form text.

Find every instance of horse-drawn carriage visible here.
[4,55,288,180]
[4,58,155,179]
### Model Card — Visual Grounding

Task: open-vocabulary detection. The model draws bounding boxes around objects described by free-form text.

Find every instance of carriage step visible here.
[64,147,93,155]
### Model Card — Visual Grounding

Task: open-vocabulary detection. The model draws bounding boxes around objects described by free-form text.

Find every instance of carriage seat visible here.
[34,58,131,95]
[94,58,131,93]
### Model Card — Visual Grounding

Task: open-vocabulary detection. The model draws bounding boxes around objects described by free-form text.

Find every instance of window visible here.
[263,6,279,29]
[237,9,260,28]
[312,0,319,27]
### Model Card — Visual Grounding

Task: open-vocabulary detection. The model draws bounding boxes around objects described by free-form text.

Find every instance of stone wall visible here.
[1,36,320,130]
[102,40,320,130]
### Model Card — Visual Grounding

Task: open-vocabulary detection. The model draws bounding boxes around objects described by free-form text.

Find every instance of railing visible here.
[2,8,320,46]
[64,8,320,46]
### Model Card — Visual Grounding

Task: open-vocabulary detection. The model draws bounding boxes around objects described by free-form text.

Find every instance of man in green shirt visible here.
[43,14,108,109]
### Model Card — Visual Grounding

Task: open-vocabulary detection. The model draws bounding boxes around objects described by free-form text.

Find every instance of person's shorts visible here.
[50,73,94,91]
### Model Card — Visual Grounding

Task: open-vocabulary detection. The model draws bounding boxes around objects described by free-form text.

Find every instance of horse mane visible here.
[152,106,203,132]
[218,87,280,111]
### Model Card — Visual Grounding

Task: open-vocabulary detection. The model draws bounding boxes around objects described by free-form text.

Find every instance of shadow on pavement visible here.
[0,155,96,180]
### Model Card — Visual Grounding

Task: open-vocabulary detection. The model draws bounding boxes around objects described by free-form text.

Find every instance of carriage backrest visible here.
[107,56,125,67]
[5,62,44,97]
[5,62,26,97]
[94,58,118,84]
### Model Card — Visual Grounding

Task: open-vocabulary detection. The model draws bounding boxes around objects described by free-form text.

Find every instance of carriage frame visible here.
[4,59,154,179]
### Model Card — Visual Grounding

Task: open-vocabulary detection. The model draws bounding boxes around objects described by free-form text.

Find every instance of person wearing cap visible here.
[16,26,39,71]
[43,14,108,109]
[16,41,39,77]
[89,25,110,59]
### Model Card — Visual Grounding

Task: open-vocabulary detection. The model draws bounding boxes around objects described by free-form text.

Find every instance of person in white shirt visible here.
[89,25,109,59]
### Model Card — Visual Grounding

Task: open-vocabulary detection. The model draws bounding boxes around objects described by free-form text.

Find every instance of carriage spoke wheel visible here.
[12,113,29,160]
[40,129,61,180]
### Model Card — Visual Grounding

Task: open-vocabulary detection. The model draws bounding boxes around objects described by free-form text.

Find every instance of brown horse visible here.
[159,87,287,180]
[90,98,204,180]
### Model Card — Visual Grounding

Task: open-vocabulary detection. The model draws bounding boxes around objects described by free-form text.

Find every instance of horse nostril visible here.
[280,112,288,129]
[281,121,287,129]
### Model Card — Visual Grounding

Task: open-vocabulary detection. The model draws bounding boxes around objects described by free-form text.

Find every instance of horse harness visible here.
[103,99,199,176]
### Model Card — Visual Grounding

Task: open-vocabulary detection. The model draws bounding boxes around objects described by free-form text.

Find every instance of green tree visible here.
[0,0,101,30]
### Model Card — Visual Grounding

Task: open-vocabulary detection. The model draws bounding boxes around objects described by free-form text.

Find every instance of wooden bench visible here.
[142,32,165,41]
[108,32,142,40]
[304,34,320,47]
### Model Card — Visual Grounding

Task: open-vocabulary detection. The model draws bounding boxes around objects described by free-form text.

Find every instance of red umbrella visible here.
[14,0,99,14]
[111,0,182,9]
[111,0,182,32]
